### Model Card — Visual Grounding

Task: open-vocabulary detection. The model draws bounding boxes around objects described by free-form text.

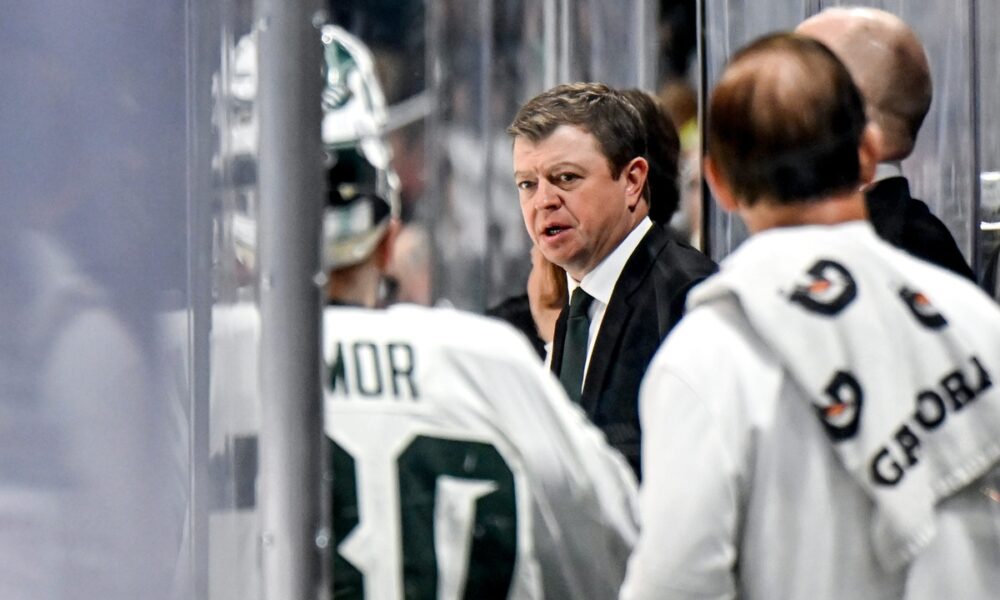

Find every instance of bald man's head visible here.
[796,7,931,161]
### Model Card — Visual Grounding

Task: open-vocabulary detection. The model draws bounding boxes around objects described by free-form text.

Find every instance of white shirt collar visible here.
[567,217,653,306]
[873,161,903,182]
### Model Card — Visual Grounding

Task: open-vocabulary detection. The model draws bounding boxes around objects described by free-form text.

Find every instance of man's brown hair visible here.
[507,82,646,184]
[621,88,681,223]
[707,33,867,205]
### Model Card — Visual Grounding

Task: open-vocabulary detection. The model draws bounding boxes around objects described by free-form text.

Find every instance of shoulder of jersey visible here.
[870,233,993,305]
[326,304,537,361]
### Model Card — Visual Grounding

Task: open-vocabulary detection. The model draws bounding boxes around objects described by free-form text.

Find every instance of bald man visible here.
[797,7,975,280]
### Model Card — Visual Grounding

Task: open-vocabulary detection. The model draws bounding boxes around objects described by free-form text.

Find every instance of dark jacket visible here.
[866,176,975,280]
[485,293,546,360]
[550,223,717,478]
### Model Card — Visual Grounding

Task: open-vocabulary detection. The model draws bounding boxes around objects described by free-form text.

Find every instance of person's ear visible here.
[623,156,649,209]
[858,123,881,187]
[375,218,401,273]
[703,156,738,213]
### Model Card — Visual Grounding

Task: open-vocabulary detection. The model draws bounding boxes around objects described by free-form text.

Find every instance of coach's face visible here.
[513,124,647,281]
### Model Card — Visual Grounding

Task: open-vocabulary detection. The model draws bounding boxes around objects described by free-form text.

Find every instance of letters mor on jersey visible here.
[328,340,420,401]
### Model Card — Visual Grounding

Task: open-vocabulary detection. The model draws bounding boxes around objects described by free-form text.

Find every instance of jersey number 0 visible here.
[331,434,518,598]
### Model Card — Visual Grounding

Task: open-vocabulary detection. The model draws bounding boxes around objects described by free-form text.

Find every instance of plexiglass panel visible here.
[1,3,193,598]
[330,0,656,311]
[203,2,265,599]
[424,0,543,309]
[560,0,659,89]
[977,1,1000,295]
[701,0,982,268]
[701,0,808,259]
[0,1,287,598]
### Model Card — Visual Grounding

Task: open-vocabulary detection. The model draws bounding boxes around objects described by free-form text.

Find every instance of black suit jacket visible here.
[866,177,975,280]
[485,293,547,359]
[550,224,717,477]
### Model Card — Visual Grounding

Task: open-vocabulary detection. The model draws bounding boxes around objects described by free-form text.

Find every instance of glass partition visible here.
[1,0,327,597]
[329,0,657,311]
[1,3,194,598]
[977,0,1000,295]
[171,2,271,598]
[699,0,807,259]
[700,0,983,275]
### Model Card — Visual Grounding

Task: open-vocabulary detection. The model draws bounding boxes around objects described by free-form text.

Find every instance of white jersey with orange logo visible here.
[622,223,1000,600]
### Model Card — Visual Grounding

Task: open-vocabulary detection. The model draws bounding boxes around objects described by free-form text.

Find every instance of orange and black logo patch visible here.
[815,370,864,441]
[899,287,948,330]
[789,259,857,316]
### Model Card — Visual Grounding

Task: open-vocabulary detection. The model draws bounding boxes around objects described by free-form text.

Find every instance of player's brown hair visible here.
[707,33,867,205]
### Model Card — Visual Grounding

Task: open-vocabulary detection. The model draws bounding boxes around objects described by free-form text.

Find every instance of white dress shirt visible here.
[873,160,903,183]
[565,217,652,388]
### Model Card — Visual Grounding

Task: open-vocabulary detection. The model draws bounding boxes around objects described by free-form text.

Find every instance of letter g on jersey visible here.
[789,259,857,316]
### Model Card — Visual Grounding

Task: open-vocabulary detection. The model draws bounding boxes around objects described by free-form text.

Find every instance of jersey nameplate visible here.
[328,340,419,401]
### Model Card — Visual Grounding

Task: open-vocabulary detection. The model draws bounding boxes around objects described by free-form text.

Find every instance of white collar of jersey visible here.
[567,217,652,307]
[873,161,903,182]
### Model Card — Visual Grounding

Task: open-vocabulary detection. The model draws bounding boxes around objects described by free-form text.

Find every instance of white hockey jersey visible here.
[324,304,638,599]
[621,222,1000,600]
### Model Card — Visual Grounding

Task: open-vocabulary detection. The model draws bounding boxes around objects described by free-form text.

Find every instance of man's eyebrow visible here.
[514,161,587,179]
[547,161,585,172]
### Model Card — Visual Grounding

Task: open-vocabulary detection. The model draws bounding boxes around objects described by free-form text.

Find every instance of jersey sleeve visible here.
[461,327,640,598]
[620,317,744,600]
[529,358,641,545]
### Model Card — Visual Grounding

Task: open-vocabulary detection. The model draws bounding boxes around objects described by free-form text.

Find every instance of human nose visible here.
[534,179,561,210]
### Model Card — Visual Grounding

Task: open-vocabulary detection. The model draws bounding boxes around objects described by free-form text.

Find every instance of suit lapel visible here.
[580,295,634,414]
[579,226,670,414]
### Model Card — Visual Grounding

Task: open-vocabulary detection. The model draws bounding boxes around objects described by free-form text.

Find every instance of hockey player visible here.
[320,26,638,598]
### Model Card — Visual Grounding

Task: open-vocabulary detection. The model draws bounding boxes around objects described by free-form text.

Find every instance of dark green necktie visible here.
[559,288,594,402]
